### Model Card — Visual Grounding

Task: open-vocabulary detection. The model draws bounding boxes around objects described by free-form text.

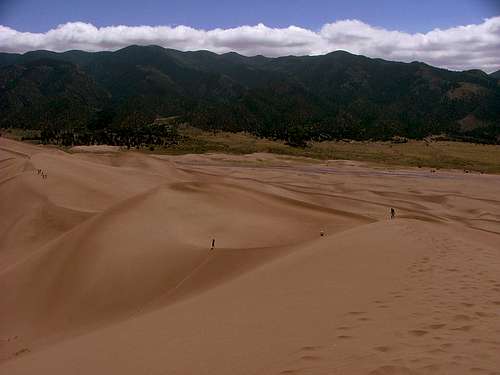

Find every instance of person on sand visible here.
[390,208,396,219]
[320,229,325,237]
[211,238,215,250]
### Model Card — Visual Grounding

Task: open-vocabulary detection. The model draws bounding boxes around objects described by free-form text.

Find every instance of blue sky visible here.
[0,0,499,72]
[1,0,499,33]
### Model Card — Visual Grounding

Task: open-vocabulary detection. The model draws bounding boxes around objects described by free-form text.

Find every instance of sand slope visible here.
[1,138,499,374]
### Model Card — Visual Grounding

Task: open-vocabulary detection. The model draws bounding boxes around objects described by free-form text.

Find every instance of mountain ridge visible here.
[490,69,500,79]
[1,45,499,144]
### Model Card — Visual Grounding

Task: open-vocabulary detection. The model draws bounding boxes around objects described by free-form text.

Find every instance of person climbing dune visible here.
[390,207,396,219]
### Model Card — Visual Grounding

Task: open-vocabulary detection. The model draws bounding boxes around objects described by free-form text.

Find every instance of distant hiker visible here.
[320,229,325,237]
[390,208,396,219]
[211,238,215,250]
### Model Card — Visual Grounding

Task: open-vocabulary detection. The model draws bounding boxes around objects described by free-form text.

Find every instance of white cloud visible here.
[1,17,499,72]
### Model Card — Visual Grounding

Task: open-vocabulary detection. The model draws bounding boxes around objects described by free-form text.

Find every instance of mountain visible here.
[1,45,499,144]
[0,58,109,130]
[491,70,500,79]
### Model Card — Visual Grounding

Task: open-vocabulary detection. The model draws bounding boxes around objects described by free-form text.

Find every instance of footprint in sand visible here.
[453,314,472,322]
[13,348,30,357]
[427,348,447,355]
[373,346,392,353]
[300,345,321,351]
[337,326,351,331]
[300,355,321,361]
[475,311,496,318]
[451,325,473,332]
[408,330,428,337]
[420,364,441,372]
[369,365,414,375]
[461,302,475,307]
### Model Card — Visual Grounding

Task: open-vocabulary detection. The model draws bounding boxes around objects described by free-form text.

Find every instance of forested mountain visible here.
[1,45,499,145]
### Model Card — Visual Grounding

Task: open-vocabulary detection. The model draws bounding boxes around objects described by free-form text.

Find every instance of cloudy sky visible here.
[0,0,499,72]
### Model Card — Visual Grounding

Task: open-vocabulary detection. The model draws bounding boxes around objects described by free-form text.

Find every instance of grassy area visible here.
[1,128,41,142]
[309,140,500,173]
[149,127,500,174]
[3,126,500,173]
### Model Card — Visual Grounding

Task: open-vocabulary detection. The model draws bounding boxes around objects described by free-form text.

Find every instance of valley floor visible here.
[1,138,500,374]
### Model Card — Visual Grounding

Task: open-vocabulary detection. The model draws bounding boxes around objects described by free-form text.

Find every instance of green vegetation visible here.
[181,132,500,173]
[40,117,180,148]
[1,46,499,170]
[4,125,500,173]
[123,126,500,174]
[1,46,499,146]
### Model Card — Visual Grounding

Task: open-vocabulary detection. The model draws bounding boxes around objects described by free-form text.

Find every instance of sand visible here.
[1,137,499,375]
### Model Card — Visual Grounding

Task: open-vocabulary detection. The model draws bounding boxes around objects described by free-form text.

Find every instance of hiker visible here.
[320,229,325,237]
[390,208,396,219]
[211,238,215,250]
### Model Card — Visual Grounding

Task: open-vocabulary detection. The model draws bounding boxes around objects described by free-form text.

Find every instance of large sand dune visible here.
[1,138,499,374]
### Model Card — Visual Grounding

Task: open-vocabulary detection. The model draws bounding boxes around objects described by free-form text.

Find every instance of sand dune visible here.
[1,137,499,374]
